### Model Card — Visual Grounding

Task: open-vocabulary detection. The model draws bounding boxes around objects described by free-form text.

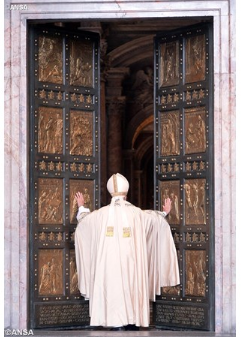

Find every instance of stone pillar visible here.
[106,68,130,180]
[106,96,126,178]
[123,149,135,202]
[106,68,129,97]
[134,170,143,208]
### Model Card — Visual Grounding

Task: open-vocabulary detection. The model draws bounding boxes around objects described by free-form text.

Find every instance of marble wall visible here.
[4,0,236,333]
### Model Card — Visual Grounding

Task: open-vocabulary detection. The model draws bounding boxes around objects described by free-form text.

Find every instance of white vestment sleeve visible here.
[75,210,96,303]
[144,210,180,301]
[76,205,90,220]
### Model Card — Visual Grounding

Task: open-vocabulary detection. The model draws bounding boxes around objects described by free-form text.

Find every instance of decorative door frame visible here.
[4,0,235,333]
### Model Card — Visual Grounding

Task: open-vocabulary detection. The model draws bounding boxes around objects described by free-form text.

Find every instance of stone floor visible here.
[27,327,235,337]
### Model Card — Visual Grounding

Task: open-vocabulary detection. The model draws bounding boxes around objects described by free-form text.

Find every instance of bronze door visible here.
[154,23,214,330]
[28,25,100,328]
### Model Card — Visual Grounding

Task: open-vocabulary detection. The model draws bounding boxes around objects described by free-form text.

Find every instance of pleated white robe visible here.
[74,198,180,327]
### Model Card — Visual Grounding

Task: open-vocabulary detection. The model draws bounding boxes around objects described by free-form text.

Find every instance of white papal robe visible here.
[74,197,180,327]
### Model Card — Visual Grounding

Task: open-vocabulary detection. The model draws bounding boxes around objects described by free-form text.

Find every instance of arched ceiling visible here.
[99,18,211,53]
[108,35,154,68]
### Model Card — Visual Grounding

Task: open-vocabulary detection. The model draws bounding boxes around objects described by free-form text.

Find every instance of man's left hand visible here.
[163,198,172,215]
[75,192,84,207]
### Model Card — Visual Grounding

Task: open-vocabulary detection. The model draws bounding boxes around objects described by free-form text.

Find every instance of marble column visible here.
[123,149,135,202]
[106,68,129,178]
[106,96,126,178]
[134,170,143,208]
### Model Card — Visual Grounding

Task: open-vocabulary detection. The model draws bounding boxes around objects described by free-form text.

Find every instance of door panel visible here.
[29,25,100,328]
[154,23,214,330]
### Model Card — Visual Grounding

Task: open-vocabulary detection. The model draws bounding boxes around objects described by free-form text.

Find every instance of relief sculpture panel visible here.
[70,250,79,295]
[38,178,63,225]
[70,179,94,223]
[70,110,93,156]
[185,34,206,83]
[38,107,63,154]
[185,107,206,154]
[159,180,180,225]
[70,40,93,87]
[160,111,180,156]
[38,36,63,84]
[162,285,180,296]
[184,179,206,225]
[38,249,63,296]
[185,250,206,297]
[159,41,179,87]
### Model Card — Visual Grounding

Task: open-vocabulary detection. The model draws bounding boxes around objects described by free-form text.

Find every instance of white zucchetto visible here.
[107,173,129,197]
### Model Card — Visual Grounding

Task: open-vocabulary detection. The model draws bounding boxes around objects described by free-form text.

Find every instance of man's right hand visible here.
[75,192,84,207]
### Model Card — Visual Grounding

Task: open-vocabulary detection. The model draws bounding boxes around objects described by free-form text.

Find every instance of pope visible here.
[74,173,180,330]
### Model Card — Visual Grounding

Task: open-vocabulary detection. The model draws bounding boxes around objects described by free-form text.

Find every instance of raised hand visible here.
[75,192,85,207]
[162,197,172,215]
